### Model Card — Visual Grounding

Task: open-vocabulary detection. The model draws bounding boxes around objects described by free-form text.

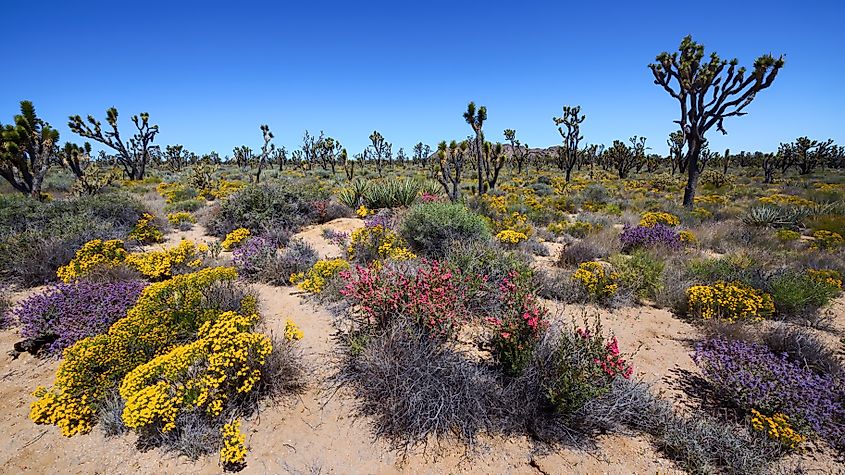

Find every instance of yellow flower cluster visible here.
[166,211,196,225]
[284,319,304,341]
[691,207,714,220]
[30,268,241,436]
[572,261,619,299]
[750,409,805,449]
[206,180,244,200]
[679,230,697,244]
[291,259,350,293]
[129,213,164,244]
[119,311,272,431]
[57,239,128,283]
[220,419,247,465]
[348,225,415,261]
[776,229,801,241]
[495,229,528,245]
[687,281,775,322]
[694,195,729,206]
[156,182,185,203]
[125,240,204,280]
[639,211,680,228]
[810,230,844,251]
[758,194,814,207]
[807,269,843,290]
[356,205,371,218]
[222,228,251,251]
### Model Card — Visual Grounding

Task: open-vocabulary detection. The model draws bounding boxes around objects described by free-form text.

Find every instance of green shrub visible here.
[767,271,840,317]
[806,214,845,237]
[206,184,321,237]
[400,202,490,257]
[164,199,205,213]
[609,250,665,301]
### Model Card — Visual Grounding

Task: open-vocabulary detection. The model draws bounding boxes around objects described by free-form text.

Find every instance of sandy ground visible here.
[0,220,842,474]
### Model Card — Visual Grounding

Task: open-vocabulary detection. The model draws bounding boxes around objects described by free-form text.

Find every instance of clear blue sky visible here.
[2,1,843,156]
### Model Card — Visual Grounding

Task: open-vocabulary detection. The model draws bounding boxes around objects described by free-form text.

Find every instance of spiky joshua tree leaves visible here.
[0,101,59,198]
[68,107,159,180]
[650,35,783,207]
[463,101,487,194]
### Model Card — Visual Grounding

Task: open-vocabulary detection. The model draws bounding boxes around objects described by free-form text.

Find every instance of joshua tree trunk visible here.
[682,136,703,207]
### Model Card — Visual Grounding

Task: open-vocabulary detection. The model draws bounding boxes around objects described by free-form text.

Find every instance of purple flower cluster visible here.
[321,228,349,247]
[694,338,845,449]
[13,280,146,355]
[232,235,276,276]
[620,223,681,252]
[364,214,393,229]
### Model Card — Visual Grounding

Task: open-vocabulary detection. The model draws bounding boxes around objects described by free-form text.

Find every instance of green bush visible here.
[164,199,205,213]
[806,214,845,237]
[767,271,840,317]
[609,250,665,301]
[400,202,490,257]
[206,183,321,237]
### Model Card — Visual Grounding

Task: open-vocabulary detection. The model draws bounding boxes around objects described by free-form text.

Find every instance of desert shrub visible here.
[0,287,11,329]
[0,193,146,285]
[347,223,415,263]
[557,239,602,267]
[164,198,204,213]
[291,259,350,294]
[693,338,845,450]
[522,237,549,256]
[234,237,318,286]
[620,224,681,252]
[13,280,146,355]
[805,213,845,237]
[609,250,664,301]
[30,267,252,436]
[687,254,764,288]
[537,269,589,303]
[638,211,680,228]
[687,281,775,322]
[767,270,841,317]
[762,325,844,378]
[361,178,431,208]
[487,271,549,375]
[810,229,844,251]
[269,240,319,285]
[222,228,250,250]
[495,229,529,246]
[166,211,196,230]
[400,202,490,257]
[57,239,209,282]
[232,236,276,278]
[775,229,800,241]
[340,260,470,337]
[571,261,619,302]
[128,213,164,244]
[340,319,502,449]
[206,184,319,237]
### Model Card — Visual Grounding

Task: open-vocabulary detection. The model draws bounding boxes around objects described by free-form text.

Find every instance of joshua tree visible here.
[0,101,59,198]
[435,140,469,202]
[552,105,585,182]
[396,147,408,168]
[315,134,343,174]
[630,136,648,173]
[367,131,392,176]
[68,107,159,180]
[60,141,117,195]
[463,102,487,194]
[481,141,506,191]
[274,146,288,171]
[504,129,529,175]
[60,141,92,180]
[779,137,836,175]
[164,144,188,172]
[667,130,685,174]
[232,146,253,169]
[254,124,274,183]
[606,140,637,179]
[412,142,431,169]
[650,36,783,207]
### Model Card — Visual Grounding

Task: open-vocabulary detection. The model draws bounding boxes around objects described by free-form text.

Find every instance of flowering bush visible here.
[488,271,548,374]
[57,239,128,283]
[750,409,805,449]
[166,211,195,226]
[222,228,251,251]
[322,228,349,247]
[687,281,774,322]
[620,224,681,252]
[30,267,246,436]
[572,261,619,300]
[129,213,164,244]
[495,229,528,246]
[291,259,350,293]
[356,205,371,218]
[340,260,471,337]
[541,319,633,415]
[776,229,801,241]
[220,419,247,466]
[125,240,205,280]
[694,338,845,450]
[638,211,680,228]
[810,230,844,251]
[14,280,147,355]
[678,230,697,245]
[284,319,304,341]
[347,224,415,263]
[807,268,843,290]
[232,236,275,276]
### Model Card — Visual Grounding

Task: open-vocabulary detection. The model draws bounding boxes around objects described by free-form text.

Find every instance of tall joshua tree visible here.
[650,36,783,207]
[0,101,59,198]
[367,131,392,176]
[463,102,486,194]
[552,105,585,182]
[667,130,685,175]
[68,107,159,180]
[255,124,274,183]
[504,128,529,175]
[436,140,469,202]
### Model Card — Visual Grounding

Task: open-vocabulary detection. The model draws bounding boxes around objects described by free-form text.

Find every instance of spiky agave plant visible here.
[742,205,802,228]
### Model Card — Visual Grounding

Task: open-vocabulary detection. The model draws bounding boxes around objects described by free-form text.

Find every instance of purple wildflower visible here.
[620,223,681,251]
[13,280,146,355]
[233,236,275,276]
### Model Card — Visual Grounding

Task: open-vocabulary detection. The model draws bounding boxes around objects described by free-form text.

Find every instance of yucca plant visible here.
[742,205,801,228]
[337,178,370,208]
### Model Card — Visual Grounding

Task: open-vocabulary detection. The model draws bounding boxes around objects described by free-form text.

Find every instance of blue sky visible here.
[2,1,843,156]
